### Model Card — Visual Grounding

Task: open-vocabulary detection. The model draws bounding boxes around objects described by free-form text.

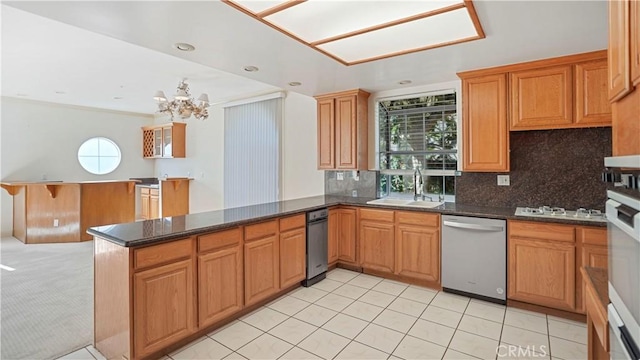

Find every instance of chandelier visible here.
[153,80,210,120]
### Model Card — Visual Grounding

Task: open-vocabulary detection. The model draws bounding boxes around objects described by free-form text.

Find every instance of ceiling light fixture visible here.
[113,96,123,100]
[154,79,210,121]
[55,90,66,94]
[398,80,412,85]
[16,93,28,97]
[243,66,259,72]
[288,81,302,86]
[173,43,196,52]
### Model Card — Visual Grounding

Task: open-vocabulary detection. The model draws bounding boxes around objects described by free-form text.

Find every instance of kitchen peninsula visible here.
[89,195,606,360]
[1,179,138,243]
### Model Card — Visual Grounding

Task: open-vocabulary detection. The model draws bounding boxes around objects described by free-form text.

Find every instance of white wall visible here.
[0,97,155,236]
[154,91,324,214]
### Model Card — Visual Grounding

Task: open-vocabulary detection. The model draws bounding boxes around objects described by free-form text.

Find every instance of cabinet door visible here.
[462,74,509,172]
[317,98,335,169]
[162,127,173,157]
[244,236,279,306]
[576,245,608,313]
[632,0,640,86]
[508,237,576,311]
[328,210,339,264]
[335,95,358,169]
[150,193,160,219]
[575,60,612,125]
[337,209,357,264]
[280,228,306,289]
[510,65,573,130]
[153,129,163,157]
[395,224,440,283]
[141,192,150,220]
[360,221,394,273]
[609,0,632,101]
[198,246,243,328]
[133,259,195,358]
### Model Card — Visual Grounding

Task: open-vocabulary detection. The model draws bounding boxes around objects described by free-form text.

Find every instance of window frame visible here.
[77,136,122,175]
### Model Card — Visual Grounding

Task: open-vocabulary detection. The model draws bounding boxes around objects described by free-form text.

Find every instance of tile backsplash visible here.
[324,170,379,198]
[456,127,612,210]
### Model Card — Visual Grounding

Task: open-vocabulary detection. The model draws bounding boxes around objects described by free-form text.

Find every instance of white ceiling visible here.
[1,1,608,114]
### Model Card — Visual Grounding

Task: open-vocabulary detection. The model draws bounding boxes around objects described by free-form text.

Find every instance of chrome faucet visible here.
[413,168,424,201]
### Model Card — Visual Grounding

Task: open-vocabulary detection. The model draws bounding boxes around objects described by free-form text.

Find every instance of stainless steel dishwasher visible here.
[441,215,507,303]
[303,208,328,287]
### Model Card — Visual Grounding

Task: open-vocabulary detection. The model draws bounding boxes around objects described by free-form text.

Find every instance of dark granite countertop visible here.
[581,266,608,308]
[88,195,606,248]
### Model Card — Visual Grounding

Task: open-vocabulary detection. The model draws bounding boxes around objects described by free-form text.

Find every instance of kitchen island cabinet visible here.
[0,180,137,243]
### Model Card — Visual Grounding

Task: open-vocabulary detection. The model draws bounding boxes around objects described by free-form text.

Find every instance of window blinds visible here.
[224,97,282,209]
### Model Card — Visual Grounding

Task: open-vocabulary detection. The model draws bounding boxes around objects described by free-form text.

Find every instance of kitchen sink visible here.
[366,198,444,208]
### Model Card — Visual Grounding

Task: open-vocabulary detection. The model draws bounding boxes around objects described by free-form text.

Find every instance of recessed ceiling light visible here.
[288,82,302,86]
[398,80,412,85]
[174,43,196,51]
[16,93,28,97]
[243,66,259,72]
[113,96,123,100]
[55,90,66,94]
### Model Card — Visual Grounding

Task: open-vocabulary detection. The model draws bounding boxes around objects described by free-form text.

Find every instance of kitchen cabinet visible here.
[576,226,608,314]
[244,220,279,306]
[359,209,395,274]
[608,0,632,101]
[510,65,573,130]
[315,89,370,170]
[329,207,358,264]
[461,74,509,172]
[140,187,160,220]
[142,122,186,158]
[395,211,440,284]
[197,228,243,328]
[632,0,640,86]
[279,215,306,289]
[508,221,576,311]
[132,239,195,359]
[575,60,613,125]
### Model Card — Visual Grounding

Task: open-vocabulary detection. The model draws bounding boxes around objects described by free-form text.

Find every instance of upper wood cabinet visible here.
[142,122,186,158]
[609,0,632,101]
[315,89,370,170]
[510,65,573,130]
[632,0,640,86]
[575,60,613,125]
[462,74,509,172]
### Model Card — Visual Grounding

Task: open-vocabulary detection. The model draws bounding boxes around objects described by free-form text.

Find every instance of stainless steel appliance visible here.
[442,215,507,304]
[514,206,607,223]
[607,190,640,360]
[303,208,328,287]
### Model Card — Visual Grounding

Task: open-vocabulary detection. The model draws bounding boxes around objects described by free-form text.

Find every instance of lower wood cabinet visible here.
[359,209,395,274]
[133,258,195,359]
[279,216,306,289]
[244,234,279,306]
[508,220,607,314]
[329,207,357,264]
[140,187,159,220]
[395,223,440,283]
[508,236,576,311]
[198,244,243,328]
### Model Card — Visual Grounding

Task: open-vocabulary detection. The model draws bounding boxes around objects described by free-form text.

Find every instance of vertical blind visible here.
[224,97,282,208]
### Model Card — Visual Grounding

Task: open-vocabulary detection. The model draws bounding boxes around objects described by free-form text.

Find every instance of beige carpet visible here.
[1,236,93,360]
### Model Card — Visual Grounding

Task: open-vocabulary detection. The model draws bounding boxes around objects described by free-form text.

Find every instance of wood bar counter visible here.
[1,180,137,243]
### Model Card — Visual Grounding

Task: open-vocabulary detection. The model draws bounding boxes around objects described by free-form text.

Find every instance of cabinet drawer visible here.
[198,228,242,253]
[396,211,439,227]
[509,220,575,243]
[577,227,607,246]
[134,238,192,270]
[585,282,609,351]
[150,188,159,196]
[280,214,305,232]
[245,220,278,242]
[140,187,150,195]
[360,208,394,223]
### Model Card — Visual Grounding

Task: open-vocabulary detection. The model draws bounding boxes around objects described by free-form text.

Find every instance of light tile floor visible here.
[58,269,587,360]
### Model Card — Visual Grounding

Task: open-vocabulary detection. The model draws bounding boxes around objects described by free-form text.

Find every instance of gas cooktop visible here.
[514,206,607,223]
